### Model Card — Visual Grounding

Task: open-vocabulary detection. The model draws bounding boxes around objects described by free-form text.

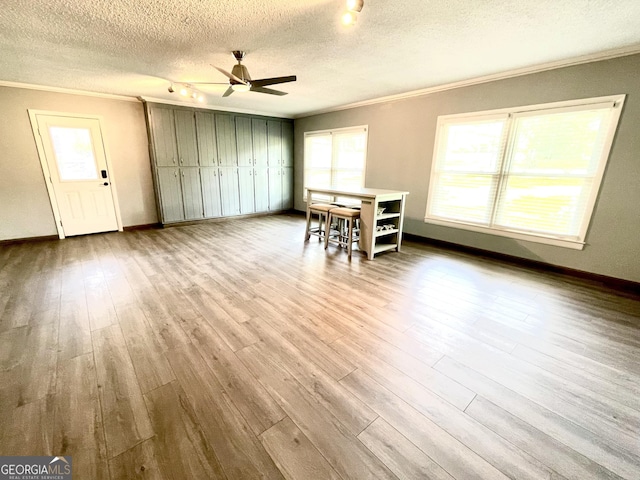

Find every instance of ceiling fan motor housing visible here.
[231,64,251,84]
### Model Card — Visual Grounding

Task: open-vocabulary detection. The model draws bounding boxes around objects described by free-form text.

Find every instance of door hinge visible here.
[59,220,63,227]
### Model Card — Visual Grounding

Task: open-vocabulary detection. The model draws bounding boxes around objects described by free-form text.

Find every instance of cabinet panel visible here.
[156,167,183,222]
[267,120,282,166]
[235,117,254,167]
[254,168,269,213]
[200,167,222,218]
[268,167,283,211]
[252,118,268,167]
[174,110,199,166]
[195,111,217,166]
[215,114,238,165]
[180,168,204,220]
[282,167,293,209]
[238,167,255,214]
[149,108,177,167]
[281,121,293,167]
[219,166,241,216]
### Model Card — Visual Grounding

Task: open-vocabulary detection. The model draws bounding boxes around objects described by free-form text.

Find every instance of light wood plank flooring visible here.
[1,214,639,479]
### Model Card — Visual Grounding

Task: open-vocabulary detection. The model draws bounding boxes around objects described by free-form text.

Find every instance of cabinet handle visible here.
[172,157,176,165]
[174,170,178,177]
[181,171,184,177]
[180,158,184,165]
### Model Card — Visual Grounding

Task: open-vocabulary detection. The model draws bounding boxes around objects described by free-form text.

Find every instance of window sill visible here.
[423,217,586,250]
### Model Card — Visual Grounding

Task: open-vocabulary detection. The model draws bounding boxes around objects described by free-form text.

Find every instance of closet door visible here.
[281,121,293,167]
[180,168,204,220]
[219,166,241,216]
[196,111,217,167]
[254,168,269,213]
[235,116,254,167]
[200,167,222,218]
[215,114,238,166]
[174,110,199,166]
[282,167,293,210]
[252,119,268,167]
[238,167,255,214]
[267,120,282,166]
[268,167,283,211]
[156,167,184,222]
[149,108,178,167]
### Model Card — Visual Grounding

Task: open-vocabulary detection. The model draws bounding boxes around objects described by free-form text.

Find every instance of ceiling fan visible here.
[193,51,297,97]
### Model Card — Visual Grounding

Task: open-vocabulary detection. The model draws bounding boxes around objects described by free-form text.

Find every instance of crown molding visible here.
[139,96,293,118]
[0,80,140,102]
[296,43,640,119]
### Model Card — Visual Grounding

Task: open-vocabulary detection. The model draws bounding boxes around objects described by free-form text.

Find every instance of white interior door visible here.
[31,113,120,237]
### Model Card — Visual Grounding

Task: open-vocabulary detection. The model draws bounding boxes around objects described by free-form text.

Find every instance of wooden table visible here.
[306,187,409,260]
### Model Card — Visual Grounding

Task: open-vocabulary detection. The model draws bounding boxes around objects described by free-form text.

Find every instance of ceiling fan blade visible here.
[250,75,297,88]
[250,86,288,96]
[222,86,234,97]
[187,82,229,85]
[212,65,247,85]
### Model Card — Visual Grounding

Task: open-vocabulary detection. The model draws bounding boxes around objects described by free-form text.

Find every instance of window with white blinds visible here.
[425,95,625,249]
[304,126,367,202]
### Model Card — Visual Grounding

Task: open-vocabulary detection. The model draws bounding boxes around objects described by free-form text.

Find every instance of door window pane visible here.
[49,126,98,180]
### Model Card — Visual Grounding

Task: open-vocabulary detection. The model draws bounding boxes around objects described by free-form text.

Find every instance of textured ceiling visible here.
[1,0,639,117]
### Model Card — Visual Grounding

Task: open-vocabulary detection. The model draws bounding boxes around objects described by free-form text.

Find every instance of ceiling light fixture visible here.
[346,0,364,12]
[341,0,364,26]
[231,83,251,92]
[168,83,206,103]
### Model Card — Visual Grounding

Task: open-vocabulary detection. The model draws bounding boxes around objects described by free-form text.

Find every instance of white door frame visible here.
[28,110,124,239]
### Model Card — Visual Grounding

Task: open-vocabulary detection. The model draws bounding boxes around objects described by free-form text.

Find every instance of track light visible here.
[342,11,357,26]
[168,83,206,103]
[341,0,363,26]
[346,0,364,12]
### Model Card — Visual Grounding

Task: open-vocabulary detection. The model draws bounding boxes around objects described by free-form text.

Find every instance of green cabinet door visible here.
[215,114,238,166]
[149,108,178,167]
[252,118,268,167]
[254,167,269,213]
[174,110,199,166]
[267,120,282,167]
[219,166,241,216]
[180,168,204,220]
[238,167,255,214]
[282,121,293,167]
[200,167,222,218]
[195,111,217,167]
[235,116,254,168]
[156,167,184,222]
[282,167,293,209]
[268,167,283,211]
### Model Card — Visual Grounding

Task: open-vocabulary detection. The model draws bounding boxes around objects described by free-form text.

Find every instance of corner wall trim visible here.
[403,233,640,295]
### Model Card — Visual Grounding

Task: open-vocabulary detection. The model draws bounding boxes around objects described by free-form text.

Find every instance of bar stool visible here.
[305,203,335,241]
[324,207,360,259]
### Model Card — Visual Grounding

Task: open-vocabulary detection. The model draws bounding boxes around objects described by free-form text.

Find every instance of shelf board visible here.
[376,212,400,220]
[373,243,398,254]
[375,228,399,238]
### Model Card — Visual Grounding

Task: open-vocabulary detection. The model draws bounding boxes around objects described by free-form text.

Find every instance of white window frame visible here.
[424,94,625,250]
[303,125,368,201]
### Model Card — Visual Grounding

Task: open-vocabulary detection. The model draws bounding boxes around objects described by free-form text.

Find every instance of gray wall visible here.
[294,54,640,282]
[0,86,157,241]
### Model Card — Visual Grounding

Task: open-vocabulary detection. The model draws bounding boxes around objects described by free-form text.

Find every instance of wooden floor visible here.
[1,214,640,480]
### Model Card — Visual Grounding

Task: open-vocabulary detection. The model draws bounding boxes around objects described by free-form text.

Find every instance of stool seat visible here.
[309,203,335,213]
[328,207,360,217]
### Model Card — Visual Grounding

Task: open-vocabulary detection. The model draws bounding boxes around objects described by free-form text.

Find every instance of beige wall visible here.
[0,87,157,240]
[294,54,640,282]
